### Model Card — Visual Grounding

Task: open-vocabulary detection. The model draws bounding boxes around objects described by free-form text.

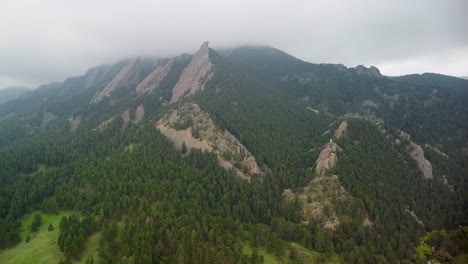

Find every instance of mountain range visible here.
[0,41,466,264]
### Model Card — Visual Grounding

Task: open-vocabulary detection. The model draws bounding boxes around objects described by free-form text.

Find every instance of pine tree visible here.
[181,141,188,154]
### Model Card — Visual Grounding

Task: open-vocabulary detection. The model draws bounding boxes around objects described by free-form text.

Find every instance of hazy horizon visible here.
[1,0,467,88]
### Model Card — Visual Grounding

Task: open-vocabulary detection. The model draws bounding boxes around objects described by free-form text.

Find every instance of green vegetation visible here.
[413,226,468,263]
[0,211,71,264]
[0,45,466,263]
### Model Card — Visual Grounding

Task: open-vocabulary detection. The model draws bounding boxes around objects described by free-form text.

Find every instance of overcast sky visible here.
[1,0,467,89]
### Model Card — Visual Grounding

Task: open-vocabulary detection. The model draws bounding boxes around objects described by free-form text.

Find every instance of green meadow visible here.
[0,211,100,264]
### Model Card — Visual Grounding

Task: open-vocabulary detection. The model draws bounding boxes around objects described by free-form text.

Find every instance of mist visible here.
[1,0,467,89]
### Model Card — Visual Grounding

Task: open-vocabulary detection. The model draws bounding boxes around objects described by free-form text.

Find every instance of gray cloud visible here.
[1,0,467,88]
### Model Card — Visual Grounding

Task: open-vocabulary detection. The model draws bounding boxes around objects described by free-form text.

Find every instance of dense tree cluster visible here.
[0,46,466,263]
[58,215,97,259]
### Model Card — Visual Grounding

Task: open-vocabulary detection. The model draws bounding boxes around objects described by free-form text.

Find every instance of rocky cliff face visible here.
[409,142,433,179]
[354,65,382,78]
[335,120,348,139]
[91,59,141,103]
[399,131,433,179]
[157,102,261,179]
[136,59,174,94]
[316,140,342,175]
[169,42,213,103]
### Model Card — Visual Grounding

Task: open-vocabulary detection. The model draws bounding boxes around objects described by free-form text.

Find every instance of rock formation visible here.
[334,120,348,139]
[136,59,174,94]
[399,131,433,179]
[169,42,213,103]
[409,142,433,179]
[316,140,342,175]
[91,59,141,103]
[157,102,261,178]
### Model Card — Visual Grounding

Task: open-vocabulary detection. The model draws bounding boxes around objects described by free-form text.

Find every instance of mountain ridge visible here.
[0,41,466,264]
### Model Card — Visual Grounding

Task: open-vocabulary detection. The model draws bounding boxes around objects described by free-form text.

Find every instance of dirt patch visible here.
[157,124,211,151]
[324,213,340,230]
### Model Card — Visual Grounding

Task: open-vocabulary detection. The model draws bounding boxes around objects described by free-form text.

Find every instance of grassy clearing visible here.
[0,211,72,264]
[0,210,101,264]
[75,232,101,264]
[289,242,344,264]
[242,241,344,264]
[242,243,279,264]
[125,143,140,153]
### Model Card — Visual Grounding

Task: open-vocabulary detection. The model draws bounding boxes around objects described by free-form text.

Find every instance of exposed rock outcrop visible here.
[424,144,449,158]
[157,102,261,179]
[334,120,348,139]
[409,142,433,179]
[354,65,382,78]
[41,110,56,129]
[121,104,145,127]
[136,59,174,94]
[133,104,145,124]
[91,59,141,103]
[68,115,81,132]
[405,208,424,226]
[169,41,213,103]
[399,131,433,179]
[307,107,319,114]
[315,140,342,175]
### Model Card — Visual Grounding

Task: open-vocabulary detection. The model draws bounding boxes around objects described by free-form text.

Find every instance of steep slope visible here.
[136,59,175,95]
[0,42,466,264]
[157,102,261,180]
[91,59,142,103]
[0,87,29,105]
[169,41,213,103]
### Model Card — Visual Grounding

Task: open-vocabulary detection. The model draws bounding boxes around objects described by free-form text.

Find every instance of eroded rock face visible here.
[169,41,213,103]
[316,140,342,175]
[354,65,382,78]
[409,142,433,179]
[399,131,433,179]
[83,67,101,90]
[41,110,56,130]
[335,120,348,139]
[136,59,174,94]
[157,102,261,178]
[68,115,81,132]
[133,104,145,124]
[91,59,141,103]
[121,104,145,127]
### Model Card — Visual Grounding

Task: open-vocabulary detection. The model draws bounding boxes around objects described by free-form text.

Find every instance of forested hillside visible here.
[0,42,466,264]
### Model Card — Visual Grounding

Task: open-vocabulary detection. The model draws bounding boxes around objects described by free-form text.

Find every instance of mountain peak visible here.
[200,41,209,49]
[169,41,214,103]
[354,65,382,78]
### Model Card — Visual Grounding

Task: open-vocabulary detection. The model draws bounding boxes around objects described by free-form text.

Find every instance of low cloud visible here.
[1,0,467,88]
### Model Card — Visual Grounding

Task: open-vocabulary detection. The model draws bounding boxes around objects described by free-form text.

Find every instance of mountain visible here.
[0,42,466,264]
[0,87,29,104]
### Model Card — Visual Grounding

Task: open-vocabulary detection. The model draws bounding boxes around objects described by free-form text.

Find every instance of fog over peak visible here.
[1,0,467,89]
